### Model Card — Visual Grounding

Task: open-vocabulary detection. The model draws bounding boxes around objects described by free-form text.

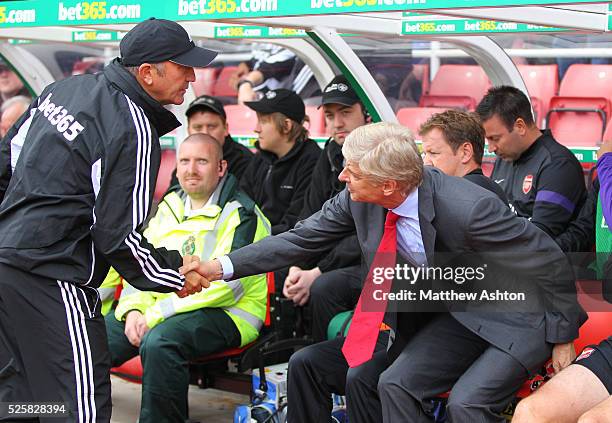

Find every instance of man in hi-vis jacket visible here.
[0,19,214,422]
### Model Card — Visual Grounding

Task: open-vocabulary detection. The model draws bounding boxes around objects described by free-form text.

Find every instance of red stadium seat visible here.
[413,63,430,95]
[547,96,610,147]
[305,105,326,138]
[518,64,559,127]
[153,148,176,201]
[212,66,239,98]
[396,107,447,135]
[419,65,490,111]
[481,161,495,178]
[192,67,221,97]
[225,104,258,135]
[547,64,612,146]
[603,119,612,142]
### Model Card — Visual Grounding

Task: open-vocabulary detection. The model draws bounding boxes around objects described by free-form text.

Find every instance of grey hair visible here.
[1,95,30,114]
[342,122,423,188]
[125,62,166,78]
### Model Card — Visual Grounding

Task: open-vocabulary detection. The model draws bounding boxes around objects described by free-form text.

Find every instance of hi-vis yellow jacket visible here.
[104,174,271,346]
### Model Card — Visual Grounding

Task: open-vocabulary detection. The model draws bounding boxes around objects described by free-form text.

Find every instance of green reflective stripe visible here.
[253,207,271,234]
[97,286,116,301]
[225,306,263,331]
[226,279,245,302]
[158,297,176,319]
[201,200,243,260]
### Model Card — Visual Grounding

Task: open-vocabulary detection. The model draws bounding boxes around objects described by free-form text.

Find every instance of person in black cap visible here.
[282,75,370,342]
[239,88,321,235]
[0,18,215,422]
[165,94,254,190]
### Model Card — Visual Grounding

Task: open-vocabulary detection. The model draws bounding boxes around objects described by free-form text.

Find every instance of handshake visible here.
[175,255,224,298]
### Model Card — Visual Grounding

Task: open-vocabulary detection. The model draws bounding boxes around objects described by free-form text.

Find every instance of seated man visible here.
[182,122,585,423]
[283,75,369,342]
[512,139,612,423]
[240,89,321,235]
[165,94,254,192]
[420,109,508,203]
[476,86,586,247]
[104,133,270,423]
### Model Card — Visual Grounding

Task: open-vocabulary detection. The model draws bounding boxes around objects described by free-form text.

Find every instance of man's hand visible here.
[599,138,612,157]
[552,342,576,375]
[176,255,211,298]
[177,258,222,297]
[125,310,147,347]
[283,266,322,306]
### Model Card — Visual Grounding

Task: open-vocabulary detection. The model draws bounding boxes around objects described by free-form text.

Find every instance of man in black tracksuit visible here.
[0,19,214,422]
[282,76,369,342]
[477,86,586,245]
[239,89,321,235]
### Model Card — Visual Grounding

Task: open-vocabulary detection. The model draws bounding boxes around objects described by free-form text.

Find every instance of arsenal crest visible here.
[522,174,533,194]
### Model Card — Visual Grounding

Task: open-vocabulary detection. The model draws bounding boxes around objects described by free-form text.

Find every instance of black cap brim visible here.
[244,101,276,115]
[186,103,225,118]
[170,46,218,68]
[318,96,359,109]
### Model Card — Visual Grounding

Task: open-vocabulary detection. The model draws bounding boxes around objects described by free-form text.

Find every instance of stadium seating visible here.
[225,104,258,135]
[153,148,176,201]
[191,67,221,97]
[419,65,490,111]
[305,105,326,138]
[212,65,239,99]
[518,64,559,127]
[547,64,612,146]
[396,106,447,135]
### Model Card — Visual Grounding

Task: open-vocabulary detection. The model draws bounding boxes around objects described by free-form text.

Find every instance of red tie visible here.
[342,210,399,368]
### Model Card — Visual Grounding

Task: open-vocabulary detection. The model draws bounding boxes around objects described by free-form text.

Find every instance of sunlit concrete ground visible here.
[110,375,248,423]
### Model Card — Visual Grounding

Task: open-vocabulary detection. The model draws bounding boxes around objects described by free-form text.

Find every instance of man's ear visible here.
[382,179,399,196]
[138,63,155,85]
[460,141,474,165]
[219,160,228,177]
[514,117,528,136]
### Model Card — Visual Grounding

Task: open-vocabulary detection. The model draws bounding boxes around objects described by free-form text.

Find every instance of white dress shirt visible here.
[391,188,427,267]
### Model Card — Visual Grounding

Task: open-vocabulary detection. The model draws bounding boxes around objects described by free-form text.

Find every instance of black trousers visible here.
[0,263,111,423]
[378,314,533,423]
[309,265,362,342]
[287,332,389,423]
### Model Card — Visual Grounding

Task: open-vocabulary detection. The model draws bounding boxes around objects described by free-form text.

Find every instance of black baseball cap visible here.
[245,89,305,123]
[320,75,360,108]
[186,95,226,120]
[120,18,218,68]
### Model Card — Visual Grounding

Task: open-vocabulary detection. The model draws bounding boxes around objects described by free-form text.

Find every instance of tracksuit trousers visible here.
[0,263,111,423]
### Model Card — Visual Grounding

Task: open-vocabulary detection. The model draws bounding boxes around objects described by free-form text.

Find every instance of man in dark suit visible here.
[181,122,585,423]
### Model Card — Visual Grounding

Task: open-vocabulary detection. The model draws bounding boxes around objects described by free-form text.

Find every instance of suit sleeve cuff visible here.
[218,255,234,280]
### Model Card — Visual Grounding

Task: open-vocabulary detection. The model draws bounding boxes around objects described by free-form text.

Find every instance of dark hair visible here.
[476,85,534,131]
[419,110,485,165]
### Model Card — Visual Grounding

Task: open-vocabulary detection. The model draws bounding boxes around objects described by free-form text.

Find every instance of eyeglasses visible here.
[0,65,11,74]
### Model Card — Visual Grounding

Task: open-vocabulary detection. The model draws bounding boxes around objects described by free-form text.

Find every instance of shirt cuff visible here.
[218,255,234,280]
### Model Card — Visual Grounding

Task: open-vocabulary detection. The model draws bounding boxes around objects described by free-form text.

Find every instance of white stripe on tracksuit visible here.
[122,95,184,290]
[58,281,96,423]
